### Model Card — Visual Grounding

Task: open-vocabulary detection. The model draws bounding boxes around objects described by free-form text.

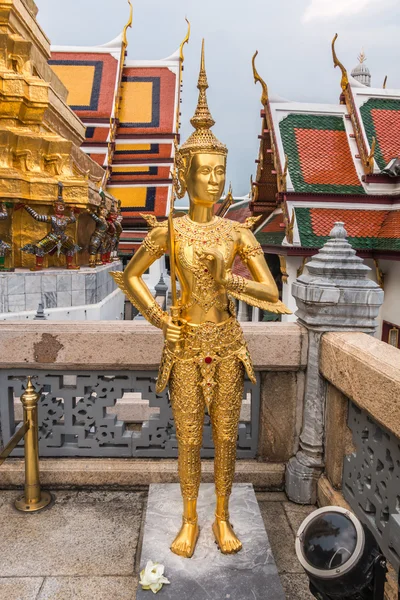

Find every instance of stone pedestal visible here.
[0,261,122,313]
[136,483,285,600]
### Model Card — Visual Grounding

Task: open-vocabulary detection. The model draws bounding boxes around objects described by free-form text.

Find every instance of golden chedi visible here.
[112,41,289,558]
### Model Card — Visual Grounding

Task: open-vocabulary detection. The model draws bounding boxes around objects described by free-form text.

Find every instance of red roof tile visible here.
[371,109,400,165]
[232,255,251,279]
[261,212,285,233]
[379,210,400,238]
[227,206,252,223]
[295,129,360,186]
[310,208,386,237]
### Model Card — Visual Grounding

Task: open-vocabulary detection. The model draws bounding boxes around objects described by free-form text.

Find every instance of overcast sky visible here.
[36,0,400,196]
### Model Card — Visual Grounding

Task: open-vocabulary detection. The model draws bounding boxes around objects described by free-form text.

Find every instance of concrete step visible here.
[0,458,285,490]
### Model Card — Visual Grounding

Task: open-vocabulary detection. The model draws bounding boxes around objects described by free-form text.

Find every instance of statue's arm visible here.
[24,205,50,223]
[88,211,102,224]
[225,229,291,314]
[113,226,169,329]
[67,211,76,224]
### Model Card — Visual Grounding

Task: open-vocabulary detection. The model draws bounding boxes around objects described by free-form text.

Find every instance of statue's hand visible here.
[162,316,184,343]
[197,248,227,286]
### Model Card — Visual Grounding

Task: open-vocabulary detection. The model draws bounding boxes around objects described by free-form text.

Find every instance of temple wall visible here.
[379,259,400,332]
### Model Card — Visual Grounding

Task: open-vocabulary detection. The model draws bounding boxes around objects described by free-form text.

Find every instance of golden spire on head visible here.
[179,39,227,159]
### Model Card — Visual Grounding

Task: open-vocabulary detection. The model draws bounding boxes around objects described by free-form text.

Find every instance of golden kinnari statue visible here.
[112,41,289,558]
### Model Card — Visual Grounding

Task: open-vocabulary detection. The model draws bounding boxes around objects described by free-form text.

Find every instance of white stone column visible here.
[281,256,303,322]
[285,222,384,504]
[237,301,249,322]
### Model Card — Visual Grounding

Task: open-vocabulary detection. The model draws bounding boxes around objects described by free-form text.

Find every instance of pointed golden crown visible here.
[179,40,227,158]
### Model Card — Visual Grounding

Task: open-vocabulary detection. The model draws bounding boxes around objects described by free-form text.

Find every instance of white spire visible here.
[351,49,371,87]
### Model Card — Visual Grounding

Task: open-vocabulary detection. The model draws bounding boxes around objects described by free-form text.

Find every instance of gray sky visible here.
[36,0,400,195]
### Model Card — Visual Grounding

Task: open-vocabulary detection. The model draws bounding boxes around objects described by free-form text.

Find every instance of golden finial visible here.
[190,39,214,130]
[358,48,366,64]
[179,40,227,158]
[332,34,349,92]
[252,51,268,106]
[179,17,191,61]
[366,136,376,174]
[122,0,133,46]
[278,154,288,193]
[383,75,387,89]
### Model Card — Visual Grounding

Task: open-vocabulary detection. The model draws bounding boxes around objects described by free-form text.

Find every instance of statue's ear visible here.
[174,149,187,199]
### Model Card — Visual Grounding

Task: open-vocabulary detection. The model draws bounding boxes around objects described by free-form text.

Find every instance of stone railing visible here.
[0,320,307,468]
[317,331,400,599]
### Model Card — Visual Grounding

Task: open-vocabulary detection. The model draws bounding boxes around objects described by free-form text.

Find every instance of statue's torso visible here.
[50,215,70,238]
[173,216,240,325]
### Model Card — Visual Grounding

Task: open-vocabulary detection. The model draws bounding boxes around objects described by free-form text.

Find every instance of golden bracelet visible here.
[144,300,168,329]
[225,273,247,294]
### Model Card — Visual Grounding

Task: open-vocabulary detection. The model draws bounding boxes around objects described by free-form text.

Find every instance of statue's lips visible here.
[207,188,220,195]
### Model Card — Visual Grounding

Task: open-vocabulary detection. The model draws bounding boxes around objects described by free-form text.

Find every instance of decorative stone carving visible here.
[344,401,400,570]
[0,370,259,459]
[286,222,384,504]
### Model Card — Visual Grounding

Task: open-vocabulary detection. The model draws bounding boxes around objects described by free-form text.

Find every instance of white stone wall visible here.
[379,259,400,333]
[0,262,122,314]
[0,288,124,321]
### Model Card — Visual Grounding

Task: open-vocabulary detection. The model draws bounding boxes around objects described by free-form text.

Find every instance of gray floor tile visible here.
[282,502,317,536]
[258,501,304,574]
[0,491,144,577]
[38,576,137,600]
[280,573,315,600]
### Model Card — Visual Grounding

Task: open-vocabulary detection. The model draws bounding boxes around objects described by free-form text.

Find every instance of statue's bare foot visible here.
[170,522,199,558]
[212,519,242,554]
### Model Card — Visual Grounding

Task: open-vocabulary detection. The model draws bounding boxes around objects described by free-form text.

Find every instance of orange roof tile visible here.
[379,211,400,238]
[295,129,360,186]
[310,208,386,237]
[371,109,400,165]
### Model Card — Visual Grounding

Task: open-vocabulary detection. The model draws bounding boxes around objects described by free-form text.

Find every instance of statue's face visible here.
[185,153,226,205]
[54,202,65,214]
[99,207,108,218]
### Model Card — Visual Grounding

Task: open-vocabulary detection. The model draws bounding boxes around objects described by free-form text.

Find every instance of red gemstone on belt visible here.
[204,356,212,364]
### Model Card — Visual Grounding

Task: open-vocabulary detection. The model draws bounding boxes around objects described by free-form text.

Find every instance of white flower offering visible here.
[139,560,171,594]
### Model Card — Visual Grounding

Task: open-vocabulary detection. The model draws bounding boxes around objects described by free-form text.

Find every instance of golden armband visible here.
[143,236,164,259]
[238,243,264,264]
[224,272,291,315]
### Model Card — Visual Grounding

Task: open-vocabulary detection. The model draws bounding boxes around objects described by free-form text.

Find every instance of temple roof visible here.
[251,43,400,258]
[278,112,364,195]
[49,15,186,228]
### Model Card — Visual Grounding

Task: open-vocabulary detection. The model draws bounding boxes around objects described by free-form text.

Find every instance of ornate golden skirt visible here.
[156,316,255,406]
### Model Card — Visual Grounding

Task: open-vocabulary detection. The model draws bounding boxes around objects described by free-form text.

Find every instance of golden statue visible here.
[112,41,289,558]
[0,203,11,271]
[19,183,80,271]
[87,195,109,268]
